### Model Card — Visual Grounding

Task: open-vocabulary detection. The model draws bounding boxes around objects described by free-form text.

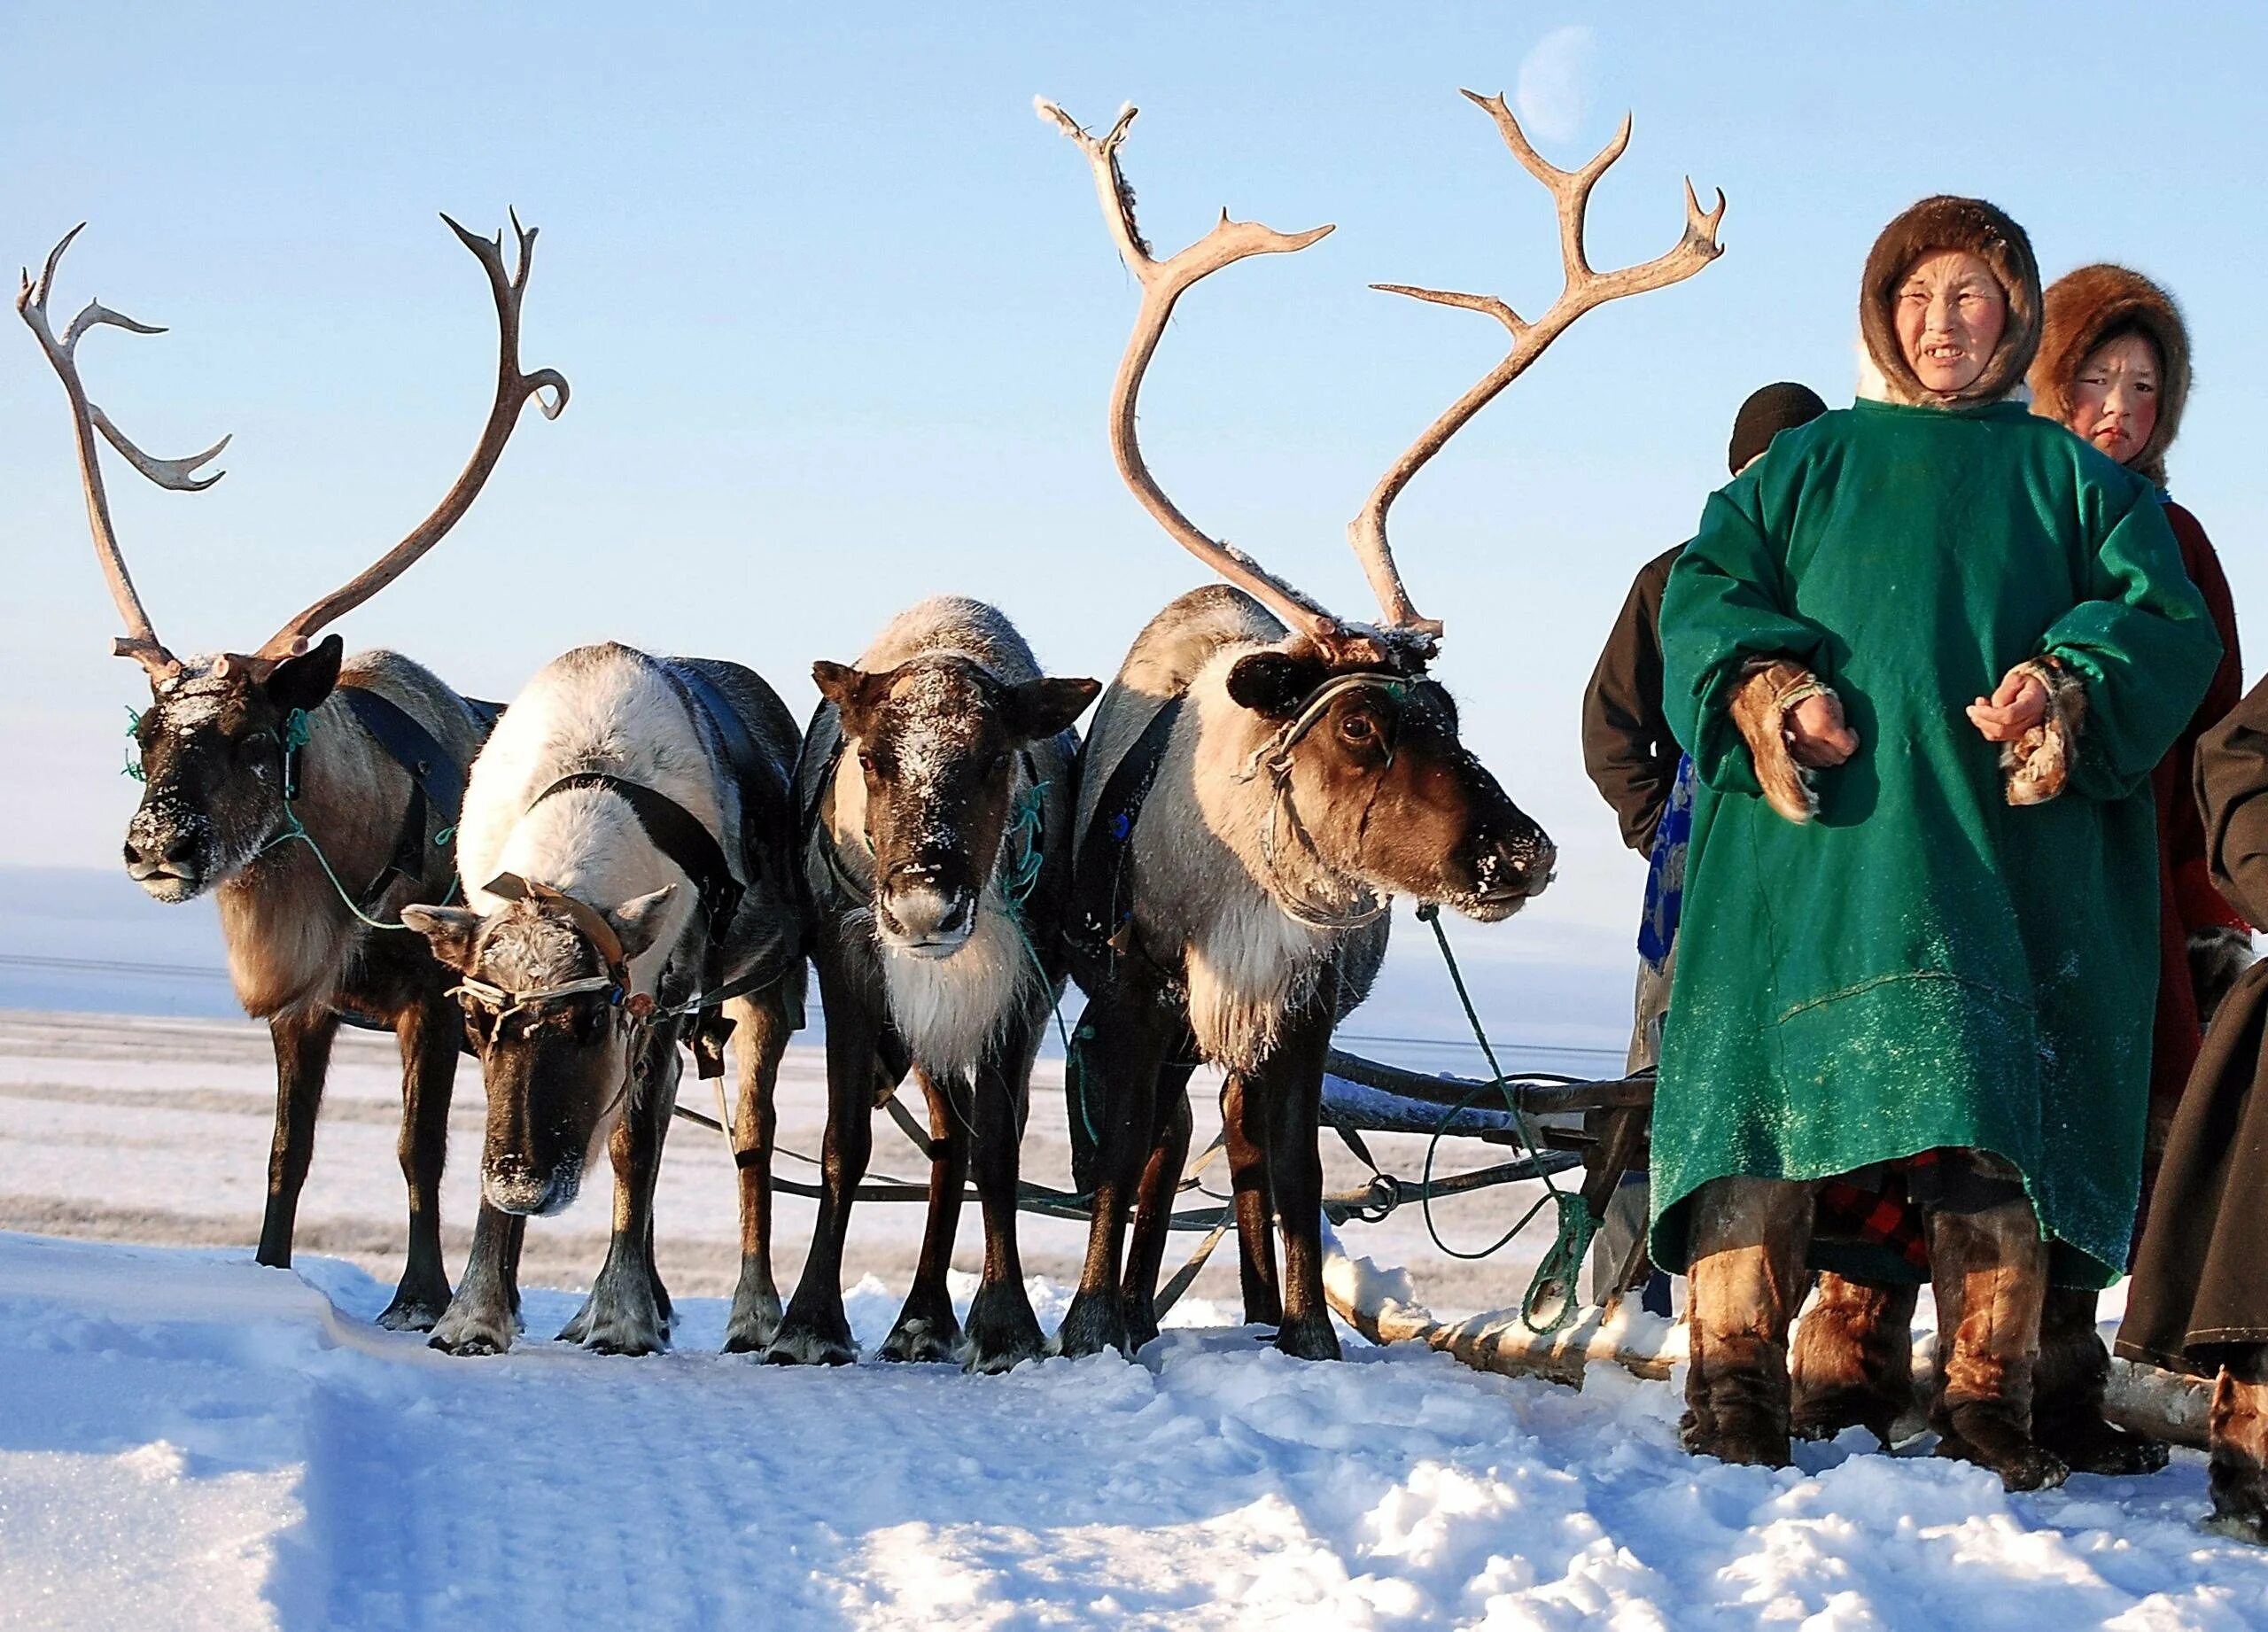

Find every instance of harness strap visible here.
[1066,695,1185,992]
[532,772,745,942]
[334,685,479,911]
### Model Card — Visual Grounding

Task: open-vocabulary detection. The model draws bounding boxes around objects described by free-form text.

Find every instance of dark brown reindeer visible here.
[17,217,566,1327]
[1039,93,1721,1359]
[769,597,1097,1372]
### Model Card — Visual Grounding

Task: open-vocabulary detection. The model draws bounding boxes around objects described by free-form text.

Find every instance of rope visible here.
[1415,902,1596,1335]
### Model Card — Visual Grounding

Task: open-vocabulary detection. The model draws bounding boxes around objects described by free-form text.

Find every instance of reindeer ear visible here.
[812,661,889,735]
[263,634,345,715]
[1226,651,1329,719]
[1006,676,1101,742]
[401,903,484,972]
[600,885,680,961]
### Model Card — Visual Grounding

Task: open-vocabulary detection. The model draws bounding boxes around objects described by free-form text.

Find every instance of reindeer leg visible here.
[1059,995,1176,1358]
[722,983,796,1354]
[965,1020,1047,1373]
[1120,1065,1193,1353]
[1221,1068,1281,1327]
[430,1201,525,1356]
[1260,988,1340,1362]
[377,991,457,1331]
[882,1067,969,1364]
[256,1007,339,1270]
[772,952,879,1366]
[563,1022,678,1356]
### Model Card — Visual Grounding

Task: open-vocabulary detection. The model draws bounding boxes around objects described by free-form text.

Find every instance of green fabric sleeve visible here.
[1659,482,1832,797]
[2040,486,2222,802]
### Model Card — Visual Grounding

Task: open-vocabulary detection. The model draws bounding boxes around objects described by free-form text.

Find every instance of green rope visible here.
[252,708,459,932]
[1415,902,1596,1335]
[122,707,146,782]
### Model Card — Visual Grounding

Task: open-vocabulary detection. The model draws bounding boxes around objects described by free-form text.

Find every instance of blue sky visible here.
[4,1,2264,950]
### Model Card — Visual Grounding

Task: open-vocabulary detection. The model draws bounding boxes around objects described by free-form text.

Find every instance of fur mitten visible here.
[2002,657,2087,805]
[1730,658,1841,825]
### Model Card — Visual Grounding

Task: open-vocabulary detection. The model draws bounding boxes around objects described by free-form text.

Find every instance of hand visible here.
[1785,692,1859,767]
[1967,669,2048,743]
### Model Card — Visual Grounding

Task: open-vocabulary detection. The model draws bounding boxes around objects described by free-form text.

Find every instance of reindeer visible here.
[1038,93,1722,1360]
[401,644,807,1356]
[17,217,567,1328]
[767,597,1098,1372]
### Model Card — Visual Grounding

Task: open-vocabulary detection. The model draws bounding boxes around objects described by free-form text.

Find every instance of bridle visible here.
[1235,672,1423,934]
[447,874,648,1033]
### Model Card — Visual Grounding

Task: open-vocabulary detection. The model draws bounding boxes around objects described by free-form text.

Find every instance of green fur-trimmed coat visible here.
[1649,397,2220,1286]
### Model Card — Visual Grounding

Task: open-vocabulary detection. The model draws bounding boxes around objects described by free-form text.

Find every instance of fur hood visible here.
[1859,195,2041,409]
[2029,263,2190,487]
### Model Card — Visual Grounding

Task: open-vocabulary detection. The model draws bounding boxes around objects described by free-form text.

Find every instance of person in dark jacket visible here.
[1580,381,1828,1304]
[2118,682,2268,1541]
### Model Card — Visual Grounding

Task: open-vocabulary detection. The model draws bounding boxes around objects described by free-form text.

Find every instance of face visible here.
[815,657,1099,958]
[1893,250,2008,394]
[122,637,344,903]
[2064,330,2161,467]
[408,889,674,1216]
[1225,654,1556,922]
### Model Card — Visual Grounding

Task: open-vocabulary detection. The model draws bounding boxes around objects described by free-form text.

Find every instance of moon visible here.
[1515,26,1597,146]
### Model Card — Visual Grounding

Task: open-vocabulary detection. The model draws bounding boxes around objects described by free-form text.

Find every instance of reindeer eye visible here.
[1340,713,1377,745]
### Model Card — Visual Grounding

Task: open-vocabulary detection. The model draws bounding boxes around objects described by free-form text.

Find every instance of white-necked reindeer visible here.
[769,597,1098,1372]
[18,217,566,1327]
[1039,93,1722,1359]
[403,644,808,1356]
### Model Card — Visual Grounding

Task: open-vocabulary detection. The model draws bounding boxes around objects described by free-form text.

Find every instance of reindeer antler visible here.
[237,210,570,674]
[1350,91,1725,640]
[1038,98,1347,649]
[17,225,232,680]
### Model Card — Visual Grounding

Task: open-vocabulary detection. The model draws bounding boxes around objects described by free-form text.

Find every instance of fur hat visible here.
[2029,264,2190,486]
[1859,195,2041,408]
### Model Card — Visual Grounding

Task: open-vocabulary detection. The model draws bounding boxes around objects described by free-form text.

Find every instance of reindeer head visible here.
[1042,93,1722,925]
[406,882,678,1216]
[124,638,345,902]
[18,218,566,904]
[1222,650,1551,921]
[816,655,1097,957]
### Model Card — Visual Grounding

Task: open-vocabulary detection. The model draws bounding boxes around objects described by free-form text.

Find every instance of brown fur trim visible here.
[2029,264,2190,487]
[2001,657,2087,806]
[2209,1349,2268,1543]
[1860,195,2042,408]
[1791,1273,1918,1448]
[1730,658,1830,825]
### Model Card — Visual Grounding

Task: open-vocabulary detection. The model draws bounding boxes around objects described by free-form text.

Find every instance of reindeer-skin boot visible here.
[2208,1346,2268,1543]
[1790,1272,1918,1447]
[1682,1177,1812,1468]
[1924,1198,2067,1491]
[2033,1284,2169,1475]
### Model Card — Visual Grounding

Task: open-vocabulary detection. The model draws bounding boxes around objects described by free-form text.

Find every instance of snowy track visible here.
[4,1233,2266,1630]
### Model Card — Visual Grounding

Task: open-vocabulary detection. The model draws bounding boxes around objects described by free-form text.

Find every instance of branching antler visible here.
[242,210,570,673]
[1350,90,1725,640]
[1038,97,1347,648]
[17,225,232,680]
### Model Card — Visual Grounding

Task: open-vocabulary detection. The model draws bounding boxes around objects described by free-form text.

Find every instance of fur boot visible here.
[2208,1346,2268,1543]
[1924,1198,2066,1490]
[2033,1284,2170,1475]
[1790,1272,1917,1447]
[1682,1177,1812,1468]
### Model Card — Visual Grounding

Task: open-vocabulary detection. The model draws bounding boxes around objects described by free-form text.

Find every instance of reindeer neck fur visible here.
[820,596,1046,1078]
[1130,643,1376,1074]
[458,644,711,1000]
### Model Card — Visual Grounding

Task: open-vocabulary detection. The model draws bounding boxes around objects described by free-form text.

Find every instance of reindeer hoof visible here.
[1055,1289,1130,1358]
[376,1290,449,1333]
[766,1308,857,1366]
[880,1314,963,1364]
[1273,1312,1341,1363]
[722,1290,784,1356]
[965,1283,1045,1374]
[429,1301,517,1357]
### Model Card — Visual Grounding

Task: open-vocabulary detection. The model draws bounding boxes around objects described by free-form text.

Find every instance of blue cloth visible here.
[1635,754,1694,969]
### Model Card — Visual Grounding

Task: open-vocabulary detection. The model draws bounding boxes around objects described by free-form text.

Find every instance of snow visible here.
[4,1010,2268,1628]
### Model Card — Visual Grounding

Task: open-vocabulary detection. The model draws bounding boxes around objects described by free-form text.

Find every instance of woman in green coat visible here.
[1652,196,2221,1488]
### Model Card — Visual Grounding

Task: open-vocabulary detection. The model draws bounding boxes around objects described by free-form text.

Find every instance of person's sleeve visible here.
[2038,484,2223,802]
[1582,559,1674,851]
[1660,483,1833,797]
[2198,680,2268,931]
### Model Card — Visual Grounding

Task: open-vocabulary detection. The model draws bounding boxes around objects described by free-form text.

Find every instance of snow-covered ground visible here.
[4,1007,2267,1628]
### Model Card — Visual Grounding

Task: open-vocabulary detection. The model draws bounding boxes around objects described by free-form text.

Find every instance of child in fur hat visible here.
[1652,197,2221,1488]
